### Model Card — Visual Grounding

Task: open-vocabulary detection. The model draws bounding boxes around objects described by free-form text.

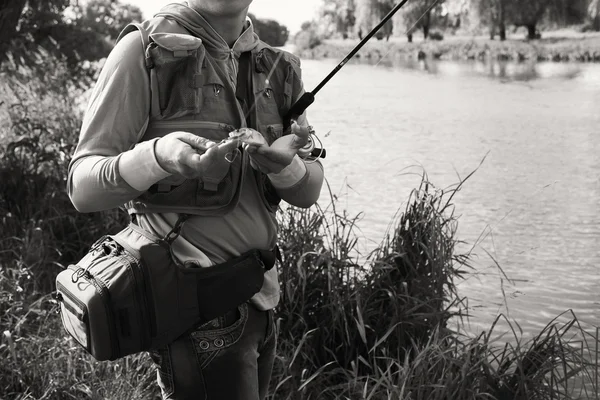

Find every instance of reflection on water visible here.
[355,55,594,82]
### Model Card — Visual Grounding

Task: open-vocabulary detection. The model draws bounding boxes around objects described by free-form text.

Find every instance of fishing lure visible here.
[222,124,324,164]
[219,128,266,163]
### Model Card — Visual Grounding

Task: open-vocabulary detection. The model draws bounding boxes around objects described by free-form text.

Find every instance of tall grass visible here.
[0,54,598,399]
[270,176,599,399]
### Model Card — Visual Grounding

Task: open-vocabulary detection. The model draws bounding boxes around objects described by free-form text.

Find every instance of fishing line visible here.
[242,51,285,124]
[373,0,443,68]
[233,0,430,161]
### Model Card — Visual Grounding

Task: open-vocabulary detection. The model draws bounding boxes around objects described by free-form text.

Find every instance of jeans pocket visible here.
[190,303,249,369]
[148,347,175,398]
[258,309,277,353]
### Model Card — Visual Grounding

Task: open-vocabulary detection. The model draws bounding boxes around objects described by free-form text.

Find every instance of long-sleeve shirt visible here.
[67,4,324,310]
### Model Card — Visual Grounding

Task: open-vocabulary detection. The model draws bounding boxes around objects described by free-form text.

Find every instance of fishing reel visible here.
[298,125,326,161]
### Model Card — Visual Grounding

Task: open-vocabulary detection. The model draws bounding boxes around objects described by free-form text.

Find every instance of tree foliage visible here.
[319,0,356,38]
[354,0,395,40]
[589,0,600,30]
[0,0,142,75]
[508,0,559,38]
[397,0,446,41]
[472,0,591,39]
[0,0,70,63]
[301,0,595,43]
[249,13,290,46]
[74,0,144,41]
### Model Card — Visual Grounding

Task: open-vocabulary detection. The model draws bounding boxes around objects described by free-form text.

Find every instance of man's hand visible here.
[243,121,310,174]
[155,131,240,179]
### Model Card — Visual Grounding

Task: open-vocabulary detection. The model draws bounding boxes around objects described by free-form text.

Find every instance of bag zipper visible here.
[109,237,155,344]
[56,281,88,322]
[122,252,155,346]
[80,268,120,360]
[138,255,158,338]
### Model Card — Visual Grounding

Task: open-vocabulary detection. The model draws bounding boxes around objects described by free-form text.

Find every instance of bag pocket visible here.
[148,33,205,119]
[179,250,267,323]
[55,236,154,361]
[56,281,90,352]
[55,261,118,361]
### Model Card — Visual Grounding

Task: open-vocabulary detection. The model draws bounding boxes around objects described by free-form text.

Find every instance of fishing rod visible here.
[284,0,414,158]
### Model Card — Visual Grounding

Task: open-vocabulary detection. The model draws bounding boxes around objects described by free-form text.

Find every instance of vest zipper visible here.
[230,49,238,84]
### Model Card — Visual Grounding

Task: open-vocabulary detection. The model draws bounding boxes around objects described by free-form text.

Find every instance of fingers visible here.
[176,132,216,153]
[290,120,310,149]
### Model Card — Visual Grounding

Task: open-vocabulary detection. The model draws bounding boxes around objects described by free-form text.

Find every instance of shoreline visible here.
[295,32,600,63]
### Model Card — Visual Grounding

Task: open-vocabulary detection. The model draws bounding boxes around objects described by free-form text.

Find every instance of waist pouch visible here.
[54,222,275,361]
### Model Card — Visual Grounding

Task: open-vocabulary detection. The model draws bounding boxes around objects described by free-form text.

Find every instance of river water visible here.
[298,56,600,345]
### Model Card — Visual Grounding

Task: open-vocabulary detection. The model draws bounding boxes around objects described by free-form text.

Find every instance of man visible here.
[67,0,324,398]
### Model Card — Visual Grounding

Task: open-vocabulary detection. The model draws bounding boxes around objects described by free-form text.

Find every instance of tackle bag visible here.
[55,221,275,361]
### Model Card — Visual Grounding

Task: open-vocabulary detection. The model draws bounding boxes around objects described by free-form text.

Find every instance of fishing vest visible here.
[115,16,304,216]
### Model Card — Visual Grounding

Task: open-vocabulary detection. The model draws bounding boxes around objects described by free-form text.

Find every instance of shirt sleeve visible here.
[68,31,171,213]
[267,56,325,208]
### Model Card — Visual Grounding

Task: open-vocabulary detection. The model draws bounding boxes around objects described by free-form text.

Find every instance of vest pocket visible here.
[142,120,244,212]
[147,33,205,120]
[141,147,246,215]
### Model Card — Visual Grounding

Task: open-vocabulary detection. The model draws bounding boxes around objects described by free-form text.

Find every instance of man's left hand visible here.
[242,121,310,174]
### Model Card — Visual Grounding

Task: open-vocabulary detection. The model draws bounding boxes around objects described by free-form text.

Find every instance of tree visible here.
[354,0,379,38]
[319,0,356,38]
[354,0,396,40]
[399,0,445,41]
[0,0,143,84]
[249,14,289,47]
[476,0,511,40]
[507,0,566,39]
[376,0,394,40]
[590,0,600,30]
[75,0,144,41]
[0,0,70,64]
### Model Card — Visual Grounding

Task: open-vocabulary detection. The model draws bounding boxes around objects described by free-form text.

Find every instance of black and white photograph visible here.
[0,0,599,399]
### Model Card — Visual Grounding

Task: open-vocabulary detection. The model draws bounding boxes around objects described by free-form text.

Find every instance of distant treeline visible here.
[304,0,600,42]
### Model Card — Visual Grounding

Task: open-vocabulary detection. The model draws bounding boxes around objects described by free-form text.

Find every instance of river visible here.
[298,56,600,347]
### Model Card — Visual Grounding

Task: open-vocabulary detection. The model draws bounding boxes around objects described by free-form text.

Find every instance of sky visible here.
[123,0,322,34]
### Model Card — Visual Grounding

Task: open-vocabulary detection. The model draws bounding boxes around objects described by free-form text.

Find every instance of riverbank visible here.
[296,31,600,63]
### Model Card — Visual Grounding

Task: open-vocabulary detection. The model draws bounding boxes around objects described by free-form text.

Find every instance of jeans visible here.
[149,303,277,400]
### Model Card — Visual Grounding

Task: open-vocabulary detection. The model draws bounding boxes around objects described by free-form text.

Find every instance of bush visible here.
[249,13,290,47]
[294,27,323,51]
[429,30,445,41]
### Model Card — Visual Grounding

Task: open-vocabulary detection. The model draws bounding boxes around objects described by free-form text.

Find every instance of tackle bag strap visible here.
[163,214,190,244]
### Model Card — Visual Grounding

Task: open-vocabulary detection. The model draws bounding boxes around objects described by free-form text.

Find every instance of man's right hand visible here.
[155,131,240,179]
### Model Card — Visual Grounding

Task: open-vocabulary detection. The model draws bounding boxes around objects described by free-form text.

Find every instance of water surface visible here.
[299,57,600,342]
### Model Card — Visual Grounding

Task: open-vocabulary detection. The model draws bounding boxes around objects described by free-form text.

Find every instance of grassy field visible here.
[296,29,600,63]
